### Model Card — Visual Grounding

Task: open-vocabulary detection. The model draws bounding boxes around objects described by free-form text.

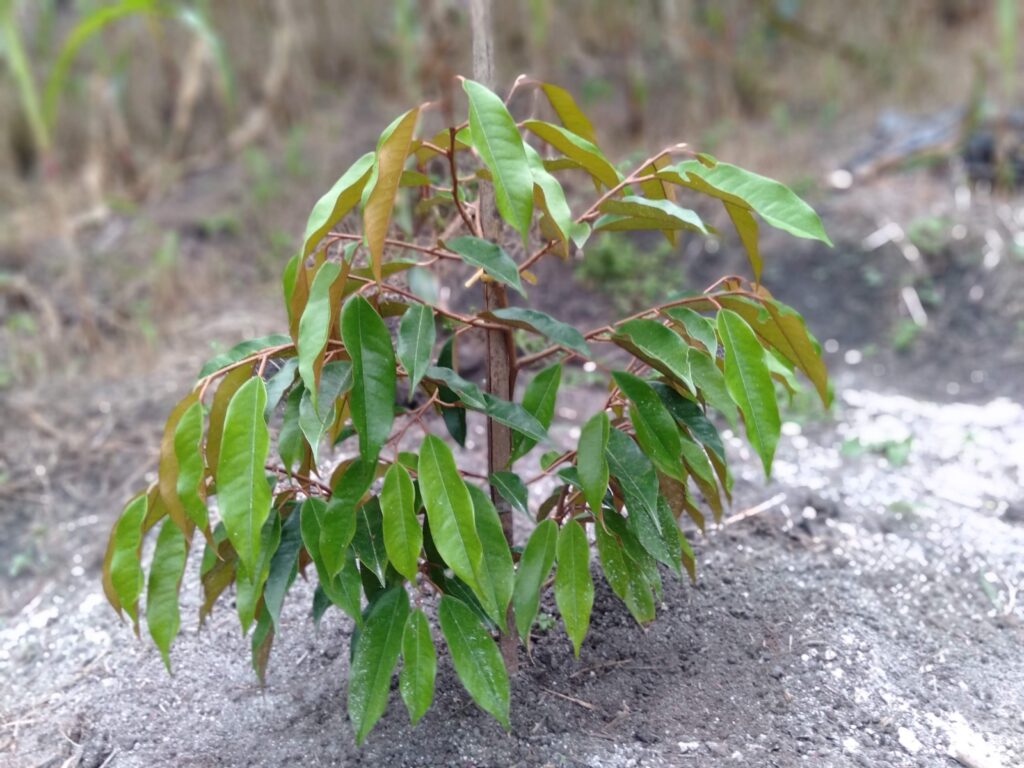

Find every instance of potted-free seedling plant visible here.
[102,75,831,742]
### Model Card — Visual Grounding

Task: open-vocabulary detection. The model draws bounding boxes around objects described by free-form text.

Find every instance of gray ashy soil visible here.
[1,378,1023,768]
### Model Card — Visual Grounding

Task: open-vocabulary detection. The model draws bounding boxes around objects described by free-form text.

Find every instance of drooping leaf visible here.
[717,309,780,476]
[663,306,717,356]
[540,82,597,144]
[577,411,609,516]
[594,520,655,624]
[554,519,593,657]
[613,318,692,391]
[488,471,529,518]
[302,151,375,257]
[435,337,466,446]
[446,236,526,296]
[438,595,510,729]
[463,79,534,240]
[665,159,832,245]
[197,334,293,379]
[512,518,558,641]
[598,197,708,233]
[397,303,435,392]
[524,144,590,254]
[425,366,548,444]
[298,360,352,463]
[235,510,281,634]
[511,362,561,461]
[679,433,722,520]
[263,507,303,628]
[687,348,738,427]
[105,494,146,623]
[216,377,271,576]
[348,586,410,744]
[613,371,684,482]
[320,457,375,578]
[399,608,436,724]
[146,518,188,670]
[485,307,590,358]
[297,260,343,408]
[204,365,251,477]
[467,485,514,631]
[278,383,306,471]
[605,428,680,573]
[363,108,419,281]
[264,357,299,419]
[418,434,483,592]
[380,463,420,581]
[340,295,396,460]
[173,401,208,534]
[523,119,620,188]
[303,498,364,623]
[726,202,762,281]
[353,498,389,585]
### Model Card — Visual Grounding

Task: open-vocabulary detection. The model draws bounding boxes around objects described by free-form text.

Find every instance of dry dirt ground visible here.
[3,136,1024,766]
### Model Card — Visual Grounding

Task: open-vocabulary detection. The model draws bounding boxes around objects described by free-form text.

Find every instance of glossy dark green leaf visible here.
[487,307,590,358]
[425,366,548,444]
[298,359,352,463]
[577,411,609,515]
[319,458,375,578]
[216,377,271,576]
[302,151,375,257]
[663,306,717,356]
[397,303,435,392]
[399,608,436,724]
[687,348,738,427]
[554,520,593,657]
[380,463,420,581]
[263,508,302,628]
[235,511,281,634]
[613,318,692,391]
[297,260,342,408]
[197,334,293,379]
[463,79,534,241]
[146,517,187,668]
[173,400,208,533]
[522,119,620,188]
[446,236,526,297]
[340,295,396,460]
[666,159,831,245]
[348,586,410,744]
[435,338,466,446]
[418,434,483,592]
[353,498,389,585]
[605,428,680,573]
[513,518,558,641]
[264,357,298,419]
[467,484,514,630]
[278,383,306,470]
[438,595,510,729]
[717,309,780,476]
[488,471,529,518]
[594,521,655,624]
[613,371,684,482]
[511,362,561,461]
[364,108,420,282]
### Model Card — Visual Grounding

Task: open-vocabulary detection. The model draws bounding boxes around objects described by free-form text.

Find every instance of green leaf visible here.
[278,383,306,471]
[598,196,708,233]
[605,428,680,573]
[197,334,293,379]
[663,306,717,356]
[320,458,374,578]
[717,309,781,476]
[666,159,832,245]
[612,371,684,482]
[234,511,281,634]
[512,518,558,641]
[435,338,466,446]
[613,318,692,391]
[399,608,436,724]
[594,521,655,624]
[522,119,620,188]
[173,401,208,533]
[264,357,299,419]
[438,595,510,730]
[577,411,609,515]
[418,434,483,592]
[353,498,389,585]
[485,307,590,358]
[678,433,722,519]
[511,362,561,461]
[216,377,271,576]
[726,202,761,281]
[340,295,397,460]
[380,463,421,581]
[298,360,352,463]
[524,144,590,253]
[297,261,343,408]
[348,586,410,744]
[467,485,514,631]
[446,236,526,296]
[687,348,738,427]
[540,82,597,144]
[488,471,529,518]
[397,303,435,392]
[364,108,420,282]
[304,499,363,624]
[146,518,187,668]
[425,366,548,444]
[463,79,534,241]
[554,520,593,657]
[264,508,302,628]
[302,151,375,257]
